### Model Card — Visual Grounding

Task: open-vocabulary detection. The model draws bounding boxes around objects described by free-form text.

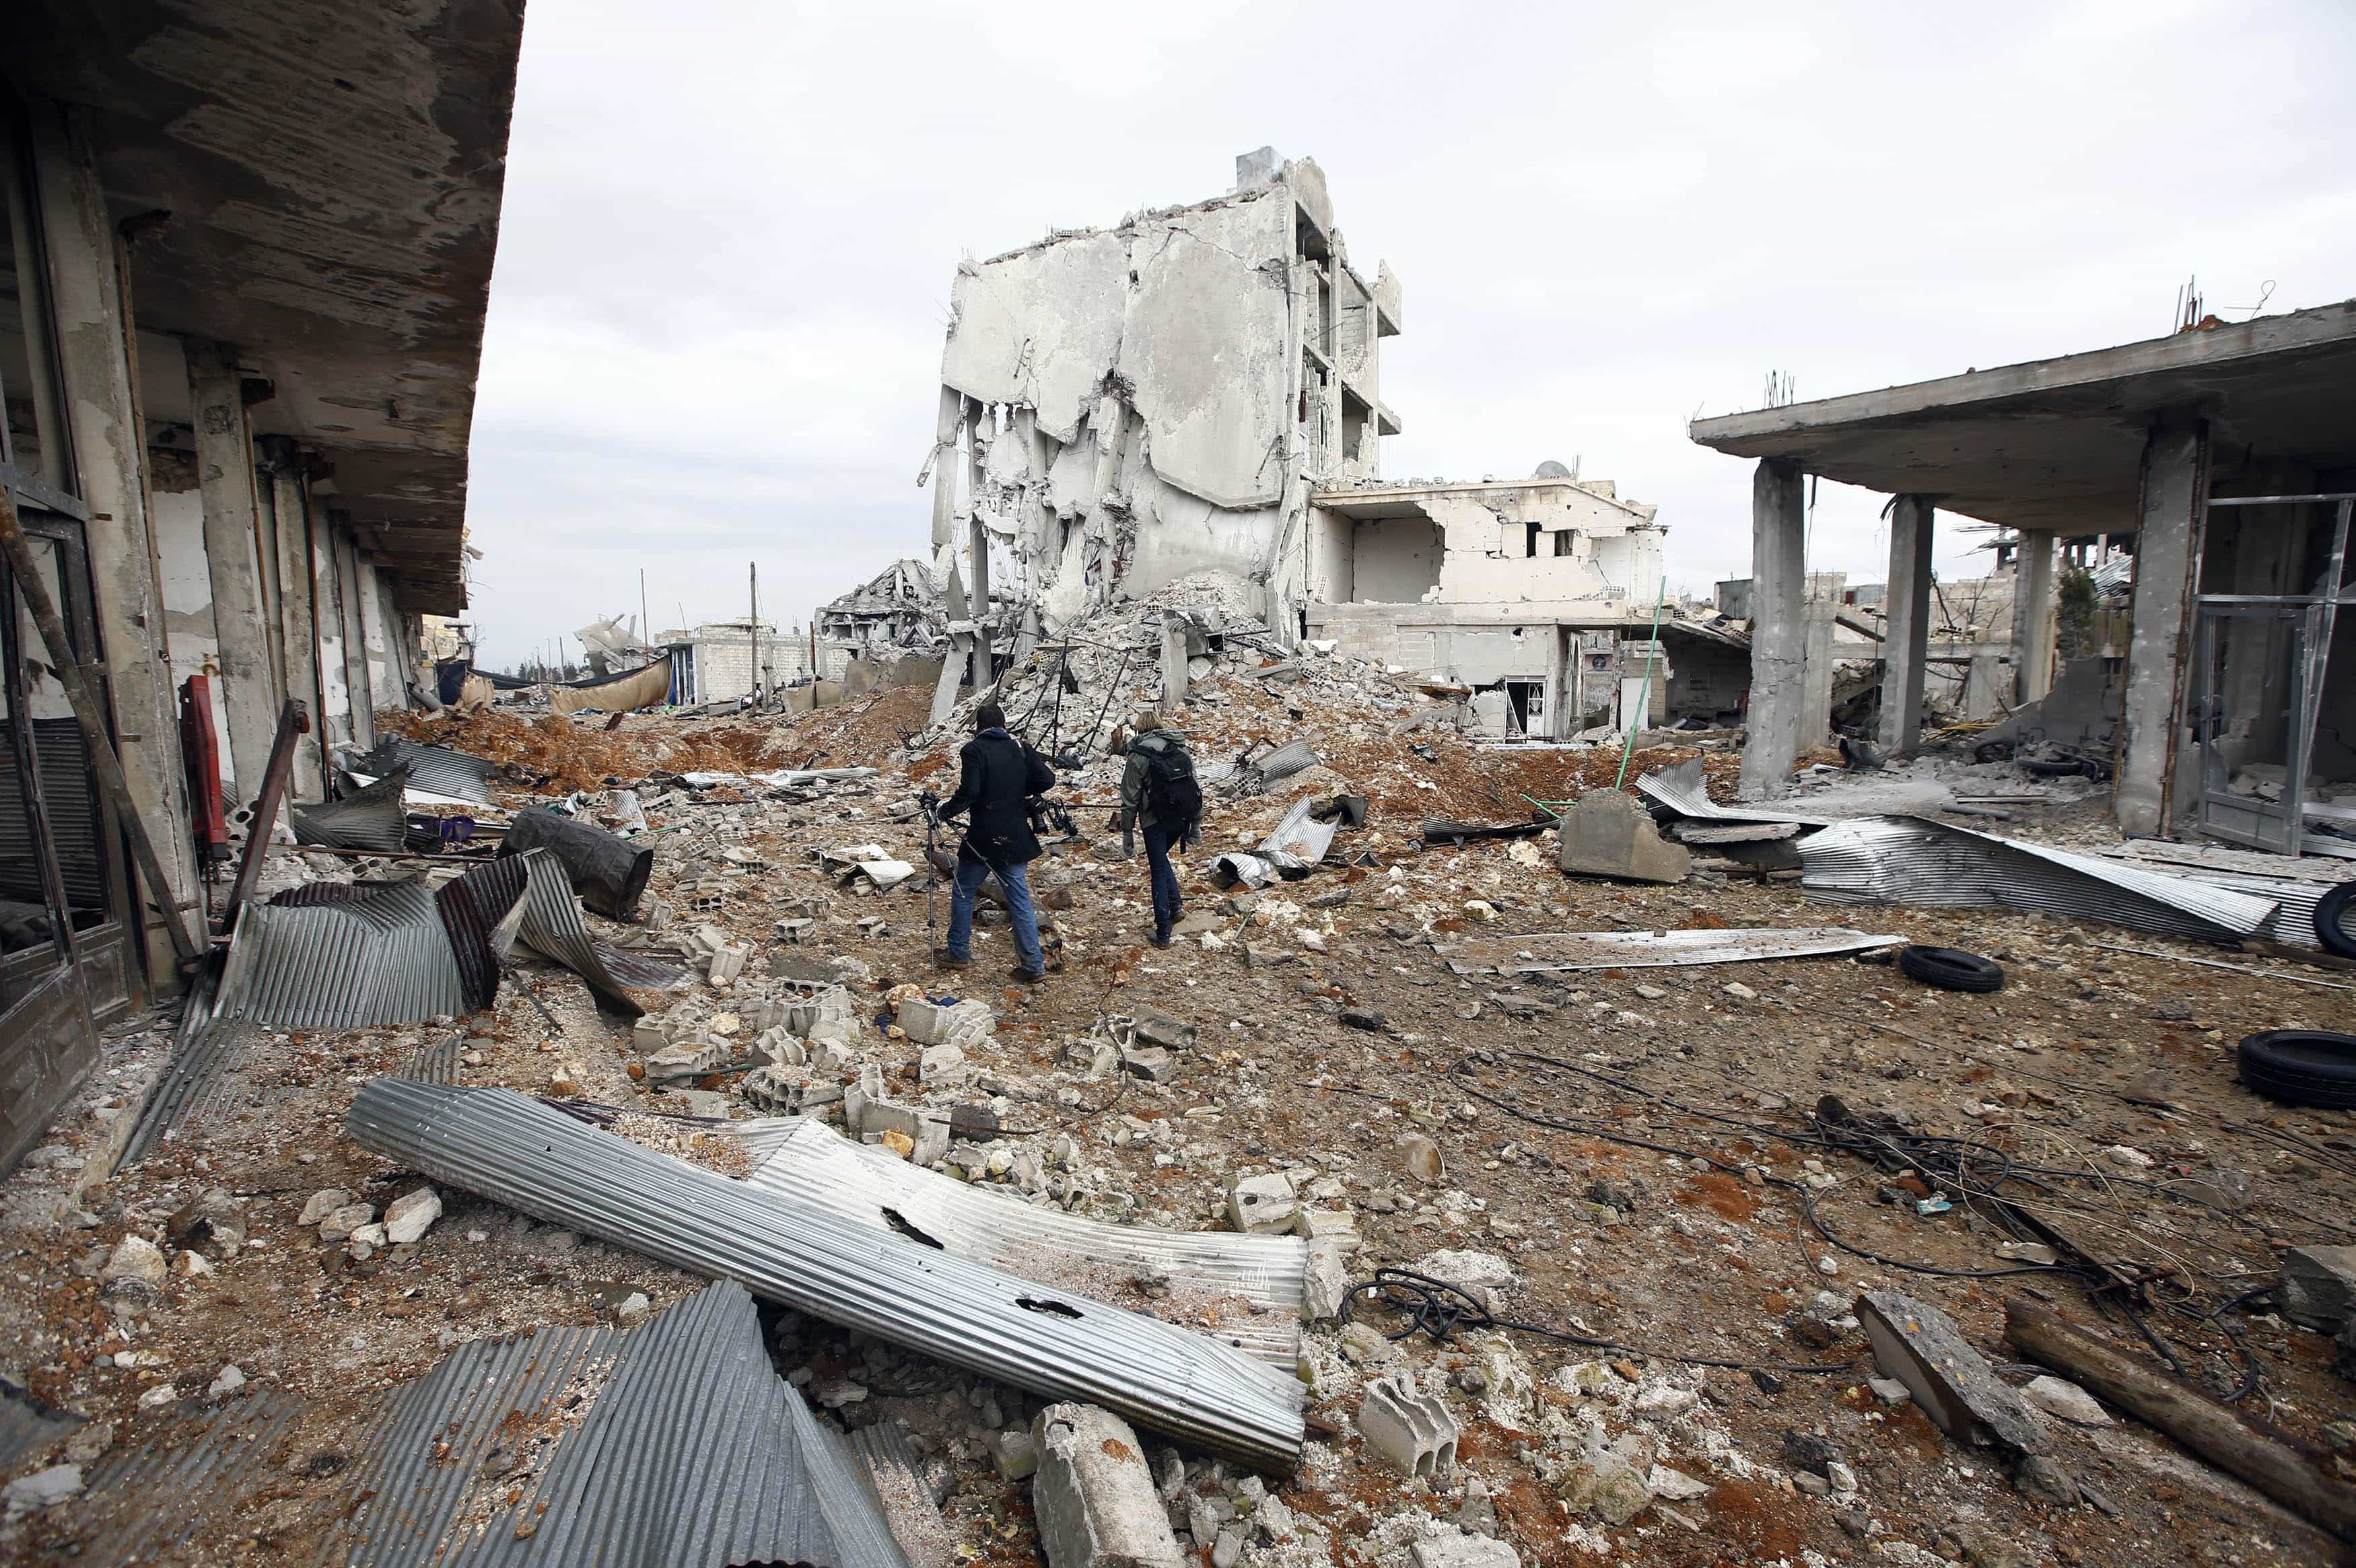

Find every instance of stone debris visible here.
[1414,1249,1516,1312]
[1554,790,1690,884]
[2021,1375,2111,1427]
[2278,1244,2356,1330]
[1030,1402,1186,1568]
[1411,1534,1522,1568]
[382,1186,442,1246]
[1225,1172,1298,1235]
[3,1465,81,1516]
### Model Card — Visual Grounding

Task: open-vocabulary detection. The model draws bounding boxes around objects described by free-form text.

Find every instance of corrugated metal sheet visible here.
[350,739,497,804]
[71,1388,309,1561]
[2107,858,2327,948]
[337,1280,909,1567]
[209,851,670,1030]
[845,1421,952,1568]
[347,1081,1307,1470]
[1799,815,2282,941]
[1634,756,1830,828]
[291,769,411,851]
[724,1117,1305,1367]
[1247,739,1319,791]
[1443,925,1902,975]
[213,879,471,1028]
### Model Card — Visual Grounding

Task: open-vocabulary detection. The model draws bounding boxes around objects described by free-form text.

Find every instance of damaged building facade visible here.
[920,149,1692,736]
[922,147,1403,672]
[1,1,521,1170]
[1692,299,2356,852]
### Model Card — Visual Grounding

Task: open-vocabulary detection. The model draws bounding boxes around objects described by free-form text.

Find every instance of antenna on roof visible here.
[1763,371,1795,409]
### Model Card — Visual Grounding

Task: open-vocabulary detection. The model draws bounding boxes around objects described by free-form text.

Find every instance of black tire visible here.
[2237,1030,2356,1110]
[2315,882,2356,960]
[1897,944,2005,993]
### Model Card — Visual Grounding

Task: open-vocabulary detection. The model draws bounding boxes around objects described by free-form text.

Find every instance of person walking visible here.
[934,703,1055,982]
[1117,713,1202,948]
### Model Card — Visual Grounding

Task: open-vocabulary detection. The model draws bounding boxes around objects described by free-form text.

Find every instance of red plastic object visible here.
[179,674,229,863]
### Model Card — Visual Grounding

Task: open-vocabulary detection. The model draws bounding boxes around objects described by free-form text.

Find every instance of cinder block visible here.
[1357,1373,1457,1480]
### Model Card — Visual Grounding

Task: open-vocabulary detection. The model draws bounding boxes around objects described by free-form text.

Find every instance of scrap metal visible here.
[290,768,411,852]
[335,1279,910,1567]
[724,1116,1307,1367]
[349,738,497,803]
[346,1079,1307,1470]
[1799,814,2283,943]
[1442,925,1903,976]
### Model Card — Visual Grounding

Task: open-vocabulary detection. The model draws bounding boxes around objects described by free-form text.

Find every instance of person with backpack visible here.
[1117,713,1202,948]
[934,702,1057,982]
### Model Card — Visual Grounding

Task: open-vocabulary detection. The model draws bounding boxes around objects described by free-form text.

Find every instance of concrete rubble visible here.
[5,562,2355,1568]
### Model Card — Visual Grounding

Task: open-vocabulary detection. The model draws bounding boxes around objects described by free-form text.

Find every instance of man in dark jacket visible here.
[934,703,1055,981]
[1117,712,1194,949]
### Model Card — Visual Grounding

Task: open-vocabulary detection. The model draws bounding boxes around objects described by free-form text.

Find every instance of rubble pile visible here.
[4,585,2355,1567]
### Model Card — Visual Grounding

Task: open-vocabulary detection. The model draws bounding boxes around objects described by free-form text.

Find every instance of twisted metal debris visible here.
[347,1079,1307,1470]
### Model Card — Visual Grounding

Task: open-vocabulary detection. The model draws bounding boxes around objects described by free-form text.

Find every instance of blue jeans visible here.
[946,854,1045,974]
[1142,822,1182,937]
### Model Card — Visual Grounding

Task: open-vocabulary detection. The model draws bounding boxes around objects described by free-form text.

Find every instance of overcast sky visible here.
[462,0,2356,671]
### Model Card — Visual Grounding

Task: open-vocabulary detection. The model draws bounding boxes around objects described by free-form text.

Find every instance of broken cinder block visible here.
[1357,1372,1458,1480]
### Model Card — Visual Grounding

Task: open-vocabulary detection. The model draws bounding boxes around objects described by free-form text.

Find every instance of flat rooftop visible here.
[1689,298,2356,533]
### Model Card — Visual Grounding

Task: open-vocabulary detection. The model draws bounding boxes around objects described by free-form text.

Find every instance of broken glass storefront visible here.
[2189,492,2355,856]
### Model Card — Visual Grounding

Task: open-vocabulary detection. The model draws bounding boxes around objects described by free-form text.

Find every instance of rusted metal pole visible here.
[0,484,201,965]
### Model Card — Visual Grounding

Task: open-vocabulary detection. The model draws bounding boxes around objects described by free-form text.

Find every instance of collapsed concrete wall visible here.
[925,151,1399,641]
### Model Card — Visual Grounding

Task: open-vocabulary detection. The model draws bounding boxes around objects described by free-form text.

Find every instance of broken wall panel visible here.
[346,1080,1307,1470]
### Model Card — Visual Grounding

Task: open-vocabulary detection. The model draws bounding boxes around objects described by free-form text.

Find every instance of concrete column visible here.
[308,489,352,748]
[29,104,201,983]
[265,454,322,797]
[1799,570,1845,748]
[2117,421,2208,835]
[967,513,994,687]
[1965,653,2005,719]
[2013,530,2057,705]
[928,386,963,551]
[186,339,279,799]
[1737,458,1807,799]
[334,525,374,746]
[1160,613,1188,716]
[1878,495,1935,755]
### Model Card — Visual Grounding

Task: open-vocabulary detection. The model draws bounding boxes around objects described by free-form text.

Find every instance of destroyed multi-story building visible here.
[917,149,1704,738]
[1,2,521,1169]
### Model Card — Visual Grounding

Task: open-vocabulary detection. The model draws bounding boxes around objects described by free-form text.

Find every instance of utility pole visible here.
[639,567,650,657]
[749,562,761,709]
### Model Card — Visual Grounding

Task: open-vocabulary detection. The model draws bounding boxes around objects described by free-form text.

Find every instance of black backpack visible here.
[1141,738,1202,833]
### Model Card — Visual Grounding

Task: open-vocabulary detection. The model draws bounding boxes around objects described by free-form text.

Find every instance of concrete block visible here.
[1357,1373,1457,1480]
[1412,1535,1521,1568]
[1226,1172,1298,1235]
[1031,1402,1185,1568]
[901,996,994,1047]
[1556,791,1689,884]
[382,1186,441,1245]
[2279,1246,2356,1330]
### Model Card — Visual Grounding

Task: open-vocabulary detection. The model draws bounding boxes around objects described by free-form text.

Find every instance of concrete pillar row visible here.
[28,103,201,987]
[2117,420,2209,836]
[1879,495,1936,756]
[1737,458,1807,800]
[2013,530,2057,705]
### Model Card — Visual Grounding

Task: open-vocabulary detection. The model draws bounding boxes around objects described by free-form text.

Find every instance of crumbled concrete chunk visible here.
[101,1235,167,1289]
[1411,1534,1521,1568]
[1030,1402,1184,1568]
[383,1186,442,1245]
[207,1364,247,1400]
[4,1464,81,1515]
[1225,1172,1298,1235]
[1414,1249,1516,1312]
[2280,1245,2356,1330]
[2022,1376,2110,1426]
[299,1188,351,1227]
[318,1203,374,1242]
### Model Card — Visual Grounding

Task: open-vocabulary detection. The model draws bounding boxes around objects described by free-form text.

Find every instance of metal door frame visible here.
[2192,493,2353,855]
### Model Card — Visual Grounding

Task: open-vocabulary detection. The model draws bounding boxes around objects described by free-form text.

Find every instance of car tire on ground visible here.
[2237,1030,2356,1110]
[1896,944,2005,993]
[2314,882,2356,960]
